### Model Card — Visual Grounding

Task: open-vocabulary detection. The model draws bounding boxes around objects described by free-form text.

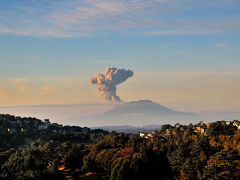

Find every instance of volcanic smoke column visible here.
[89,67,134,102]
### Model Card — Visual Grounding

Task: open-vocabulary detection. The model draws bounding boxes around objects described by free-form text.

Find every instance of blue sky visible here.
[0,0,240,111]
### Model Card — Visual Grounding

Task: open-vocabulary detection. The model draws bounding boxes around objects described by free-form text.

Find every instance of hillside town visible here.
[139,120,240,139]
[0,114,107,135]
[0,114,108,150]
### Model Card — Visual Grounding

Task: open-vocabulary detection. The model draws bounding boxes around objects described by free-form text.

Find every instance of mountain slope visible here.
[72,100,200,127]
[105,100,193,116]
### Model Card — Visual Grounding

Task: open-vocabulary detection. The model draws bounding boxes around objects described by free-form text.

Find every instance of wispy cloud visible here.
[12,78,28,83]
[0,0,239,37]
[88,60,136,64]
[215,43,227,47]
[0,44,8,48]
[158,44,176,47]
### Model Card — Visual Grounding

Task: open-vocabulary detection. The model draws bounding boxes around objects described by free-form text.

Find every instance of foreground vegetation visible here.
[0,114,240,179]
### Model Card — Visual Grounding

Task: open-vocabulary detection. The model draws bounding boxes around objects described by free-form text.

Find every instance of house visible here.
[226,121,231,125]
[139,133,153,139]
[10,120,17,125]
[58,128,64,133]
[70,129,78,134]
[17,119,22,124]
[233,120,240,130]
[96,132,104,136]
[8,128,16,133]
[52,123,58,126]
[194,126,205,134]
[37,119,51,130]
[23,119,29,124]
[44,119,51,125]
[207,122,212,128]
[82,127,90,135]
[145,133,153,139]
[166,129,170,135]
[139,133,145,137]
[38,124,48,130]
[33,120,39,127]
[175,124,180,128]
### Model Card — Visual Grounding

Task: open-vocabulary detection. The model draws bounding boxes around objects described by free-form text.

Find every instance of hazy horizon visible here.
[0,101,239,127]
[0,0,240,126]
[0,1,239,179]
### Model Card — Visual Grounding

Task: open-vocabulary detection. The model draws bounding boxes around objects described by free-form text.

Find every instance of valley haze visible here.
[1,100,239,128]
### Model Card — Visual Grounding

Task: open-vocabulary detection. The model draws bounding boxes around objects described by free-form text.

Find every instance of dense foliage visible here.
[0,114,240,179]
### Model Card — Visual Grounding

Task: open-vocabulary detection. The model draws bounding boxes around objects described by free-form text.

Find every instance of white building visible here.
[8,128,16,133]
[139,133,145,137]
[145,133,153,139]
[38,124,48,130]
[233,121,240,130]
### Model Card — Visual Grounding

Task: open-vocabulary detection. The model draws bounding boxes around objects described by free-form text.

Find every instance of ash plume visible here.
[89,67,134,102]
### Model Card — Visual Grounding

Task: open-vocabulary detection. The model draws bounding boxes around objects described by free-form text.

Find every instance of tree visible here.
[207,121,237,137]
[110,158,124,180]
[203,149,240,179]
[130,153,144,180]
[116,159,133,180]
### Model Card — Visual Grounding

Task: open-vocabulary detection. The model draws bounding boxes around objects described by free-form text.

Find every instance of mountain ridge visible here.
[71,100,200,127]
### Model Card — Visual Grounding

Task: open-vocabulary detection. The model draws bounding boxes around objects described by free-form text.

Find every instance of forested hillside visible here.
[0,114,239,179]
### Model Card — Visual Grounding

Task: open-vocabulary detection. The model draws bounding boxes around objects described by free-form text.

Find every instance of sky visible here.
[0,0,240,112]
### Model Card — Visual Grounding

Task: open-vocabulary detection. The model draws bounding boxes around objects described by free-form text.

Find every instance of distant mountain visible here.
[92,124,163,134]
[1,103,238,128]
[196,111,240,122]
[72,100,200,127]
[104,100,192,116]
[0,104,111,126]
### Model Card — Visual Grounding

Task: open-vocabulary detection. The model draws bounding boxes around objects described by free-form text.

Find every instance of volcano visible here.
[72,100,200,127]
[105,100,189,116]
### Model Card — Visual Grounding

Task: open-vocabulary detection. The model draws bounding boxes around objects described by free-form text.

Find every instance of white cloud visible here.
[0,0,239,37]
